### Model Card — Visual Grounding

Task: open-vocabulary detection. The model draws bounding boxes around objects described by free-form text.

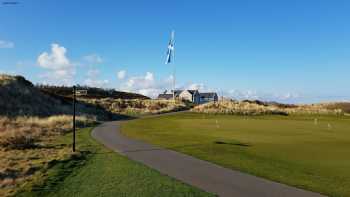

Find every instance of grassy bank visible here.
[0,115,96,197]
[191,100,344,115]
[122,113,350,197]
[16,127,213,197]
[80,98,190,116]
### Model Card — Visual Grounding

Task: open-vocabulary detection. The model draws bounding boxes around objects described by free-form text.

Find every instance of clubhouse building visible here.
[158,90,218,104]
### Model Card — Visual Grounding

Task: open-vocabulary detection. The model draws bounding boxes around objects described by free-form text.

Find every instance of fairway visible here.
[17,127,213,197]
[122,113,350,197]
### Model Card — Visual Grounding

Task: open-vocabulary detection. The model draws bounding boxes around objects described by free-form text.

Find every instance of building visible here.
[157,90,217,104]
[157,93,173,100]
[158,90,182,100]
[179,90,200,104]
[199,92,218,103]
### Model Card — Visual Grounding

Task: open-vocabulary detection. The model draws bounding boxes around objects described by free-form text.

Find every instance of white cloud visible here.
[187,83,206,91]
[37,43,75,85]
[138,88,163,98]
[119,71,171,98]
[118,72,215,98]
[38,43,71,70]
[86,68,100,78]
[83,67,110,88]
[124,72,156,90]
[228,90,259,100]
[145,72,154,81]
[84,78,109,88]
[278,92,300,100]
[117,70,127,80]
[165,75,174,83]
[226,89,301,102]
[0,40,14,48]
[83,54,103,64]
[116,70,302,102]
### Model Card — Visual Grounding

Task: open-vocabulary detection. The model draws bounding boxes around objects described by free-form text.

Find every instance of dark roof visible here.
[173,90,183,96]
[200,92,217,98]
[158,94,173,99]
[187,90,199,95]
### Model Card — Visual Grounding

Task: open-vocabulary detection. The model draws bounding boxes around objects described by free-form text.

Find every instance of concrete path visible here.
[91,120,326,197]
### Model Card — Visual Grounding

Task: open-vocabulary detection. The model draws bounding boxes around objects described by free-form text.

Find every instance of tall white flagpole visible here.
[173,64,175,101]
[166,30,175,101]
[170,30,175,101]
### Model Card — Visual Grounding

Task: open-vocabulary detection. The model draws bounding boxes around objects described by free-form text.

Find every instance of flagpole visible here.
[171,30,175,102]
[173,63,176,102]
[166,30,175,102]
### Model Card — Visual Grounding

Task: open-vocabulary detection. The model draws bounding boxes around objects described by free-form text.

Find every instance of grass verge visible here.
[15,127,213,197]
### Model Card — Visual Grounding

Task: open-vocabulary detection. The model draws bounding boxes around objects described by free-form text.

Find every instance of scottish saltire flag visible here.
[165,31,175,64]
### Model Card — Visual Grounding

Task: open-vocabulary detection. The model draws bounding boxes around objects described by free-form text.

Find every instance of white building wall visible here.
[179,91,193,102]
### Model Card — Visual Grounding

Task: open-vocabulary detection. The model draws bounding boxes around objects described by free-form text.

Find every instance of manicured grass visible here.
[16,127,213,197]
[122,113,350,197]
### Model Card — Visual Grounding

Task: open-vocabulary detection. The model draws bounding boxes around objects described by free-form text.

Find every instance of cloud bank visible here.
[226,89,301,102]
[119,71,173,98]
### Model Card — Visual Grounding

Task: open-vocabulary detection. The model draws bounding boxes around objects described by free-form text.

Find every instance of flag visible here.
[165,31,175,64]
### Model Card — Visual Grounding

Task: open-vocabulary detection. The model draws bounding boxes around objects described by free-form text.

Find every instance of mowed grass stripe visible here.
[16,127,214,197]
[121,113,350,197]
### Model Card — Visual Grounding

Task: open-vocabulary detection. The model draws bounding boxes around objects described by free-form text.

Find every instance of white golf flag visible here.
[166,31,175,64]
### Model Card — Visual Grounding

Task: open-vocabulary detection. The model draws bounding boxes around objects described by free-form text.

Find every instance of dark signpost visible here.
[72,86,76,152]
[72,86,87,152]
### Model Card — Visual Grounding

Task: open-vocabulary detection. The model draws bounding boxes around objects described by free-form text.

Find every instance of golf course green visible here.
[122,112,350,197]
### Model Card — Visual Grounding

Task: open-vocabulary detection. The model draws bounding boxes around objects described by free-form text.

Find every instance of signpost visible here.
[76,90,88,96]
[72,86,87,152]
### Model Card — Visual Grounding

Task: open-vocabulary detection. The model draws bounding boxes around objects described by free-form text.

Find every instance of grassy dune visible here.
[122,113,350,197]
[191,100,344,115]
[80,98,189,115]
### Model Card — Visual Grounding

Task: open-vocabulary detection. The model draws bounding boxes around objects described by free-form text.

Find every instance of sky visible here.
[0,0,349,103]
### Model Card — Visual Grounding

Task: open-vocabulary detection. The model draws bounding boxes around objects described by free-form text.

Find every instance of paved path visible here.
[92,120,326,197]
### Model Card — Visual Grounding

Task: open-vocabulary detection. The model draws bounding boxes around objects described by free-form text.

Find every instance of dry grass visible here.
[0,115,96,149]
[0,139,71,197]
[0,115,96,196]
[282,103,343,115]
[191,100,343,115]
[324,102,350,113]
[80,98,189,115]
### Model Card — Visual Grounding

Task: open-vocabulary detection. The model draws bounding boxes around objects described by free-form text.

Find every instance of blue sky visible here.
[0,0,349,103]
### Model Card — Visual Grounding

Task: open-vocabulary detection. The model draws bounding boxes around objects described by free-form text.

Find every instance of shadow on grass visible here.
[122,144,205,154]
[27,143,67,150]
[214,140,251,147]
[16,151,91,197]
[120,141,250,154]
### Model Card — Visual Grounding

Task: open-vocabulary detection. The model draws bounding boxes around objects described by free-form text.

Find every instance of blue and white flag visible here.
[165,31,175,64]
